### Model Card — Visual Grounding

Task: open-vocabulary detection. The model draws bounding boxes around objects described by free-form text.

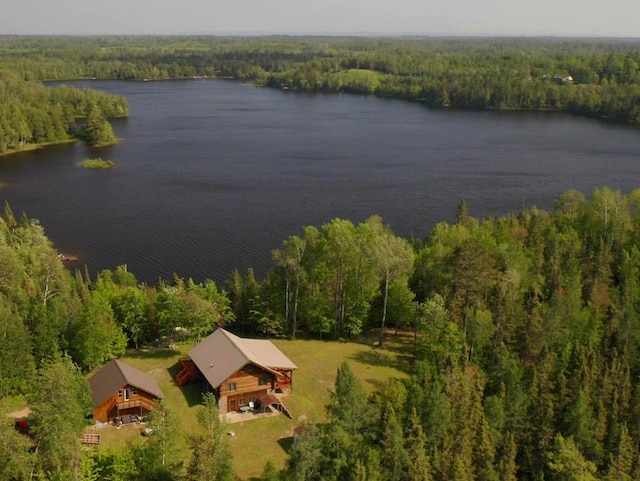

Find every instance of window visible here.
[118,390,123,398]
[132,388,137,395]
[228,383,237,392]
[240,398,246,406]
[259,378,267,386]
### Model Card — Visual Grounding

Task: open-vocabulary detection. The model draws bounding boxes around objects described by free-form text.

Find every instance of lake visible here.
[1,79,639,284]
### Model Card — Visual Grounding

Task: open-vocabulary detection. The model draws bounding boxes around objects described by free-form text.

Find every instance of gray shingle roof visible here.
[188,328,297,389]
[88,359,164,408]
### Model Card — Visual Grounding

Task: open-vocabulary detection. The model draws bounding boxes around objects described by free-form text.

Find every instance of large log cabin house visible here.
[177,328,297,414]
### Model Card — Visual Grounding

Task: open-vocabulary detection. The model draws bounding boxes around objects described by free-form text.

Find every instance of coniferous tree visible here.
[259,461,281,481]
[80,103,117,146]
[406,408,433,481]
[547,434,598,481]
[380,404,409,481]
[326,362,373,434]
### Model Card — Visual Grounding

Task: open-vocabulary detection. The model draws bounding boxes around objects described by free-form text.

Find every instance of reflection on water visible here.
[1,80,639,284]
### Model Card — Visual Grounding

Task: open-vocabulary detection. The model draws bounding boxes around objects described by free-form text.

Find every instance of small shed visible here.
[88,359,163,423]
[293,425,306,444]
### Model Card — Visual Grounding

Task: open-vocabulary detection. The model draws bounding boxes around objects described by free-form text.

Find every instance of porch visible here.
[223,391,293,423]
[107,397,158,423]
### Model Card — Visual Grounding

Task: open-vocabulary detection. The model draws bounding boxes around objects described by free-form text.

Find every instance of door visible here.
[124,388,131,401]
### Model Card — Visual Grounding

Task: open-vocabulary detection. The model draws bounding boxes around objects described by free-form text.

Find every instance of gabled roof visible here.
[189,328,297,389]
[88,359,164,409]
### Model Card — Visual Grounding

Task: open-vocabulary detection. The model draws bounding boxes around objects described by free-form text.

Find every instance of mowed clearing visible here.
[229,332,412,479]
[7,331,413,480]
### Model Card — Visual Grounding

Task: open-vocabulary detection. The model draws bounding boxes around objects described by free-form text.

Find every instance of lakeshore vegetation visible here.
[0,71,126,154]
[2,187,640,480]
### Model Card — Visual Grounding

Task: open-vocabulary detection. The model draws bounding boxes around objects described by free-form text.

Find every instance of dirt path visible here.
[8,408,31,418]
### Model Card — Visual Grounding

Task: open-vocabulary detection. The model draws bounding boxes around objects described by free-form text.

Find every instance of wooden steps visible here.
[258,392,293,419]
[176,357,201,386]
[279,401,293,419]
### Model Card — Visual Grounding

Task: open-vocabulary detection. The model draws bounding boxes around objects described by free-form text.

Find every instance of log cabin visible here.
[183,328,297,414]
[88,359,164,423]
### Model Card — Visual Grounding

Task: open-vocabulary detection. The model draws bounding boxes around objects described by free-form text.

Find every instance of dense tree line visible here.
[229,215,415,345]
[0,204,234,480]
[1,35,639,124]
[5,187,640,479]
[270,188,640,481]
[0,203,233,392]
[0,71,127,154]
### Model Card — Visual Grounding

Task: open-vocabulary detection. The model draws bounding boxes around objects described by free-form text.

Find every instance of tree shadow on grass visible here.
[364,377,392,391]
[178,381,207,408]
[347,348,412,376]
[125,348,179,360]
[245,436,293,480]
[277,435,294,454]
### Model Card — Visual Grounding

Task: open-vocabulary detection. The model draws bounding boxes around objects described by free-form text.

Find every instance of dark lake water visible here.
[1,80,640,284]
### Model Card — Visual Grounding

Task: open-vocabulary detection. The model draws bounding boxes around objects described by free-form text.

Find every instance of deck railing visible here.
[276,375,292,387]
[116,398,158,412]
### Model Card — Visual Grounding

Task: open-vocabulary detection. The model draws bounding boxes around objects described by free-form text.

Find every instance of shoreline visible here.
[0,131,125,158]
[0,138,78,158]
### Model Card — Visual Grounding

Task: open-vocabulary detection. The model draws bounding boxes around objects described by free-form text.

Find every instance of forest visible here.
[0,70,127,154]
[3,187,640,480]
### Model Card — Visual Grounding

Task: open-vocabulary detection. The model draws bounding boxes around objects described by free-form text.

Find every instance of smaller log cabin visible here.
[88,359,164,423]
[187,328,297,413]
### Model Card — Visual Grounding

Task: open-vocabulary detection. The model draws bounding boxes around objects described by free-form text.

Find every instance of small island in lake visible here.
[81,157,116,169]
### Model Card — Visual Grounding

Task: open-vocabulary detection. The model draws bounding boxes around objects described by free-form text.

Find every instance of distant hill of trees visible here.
[1,35,639,127]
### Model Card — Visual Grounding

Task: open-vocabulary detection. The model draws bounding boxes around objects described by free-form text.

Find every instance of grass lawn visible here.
[4,330,412,480]
[84,344,205,456]
[229,331,412,480]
